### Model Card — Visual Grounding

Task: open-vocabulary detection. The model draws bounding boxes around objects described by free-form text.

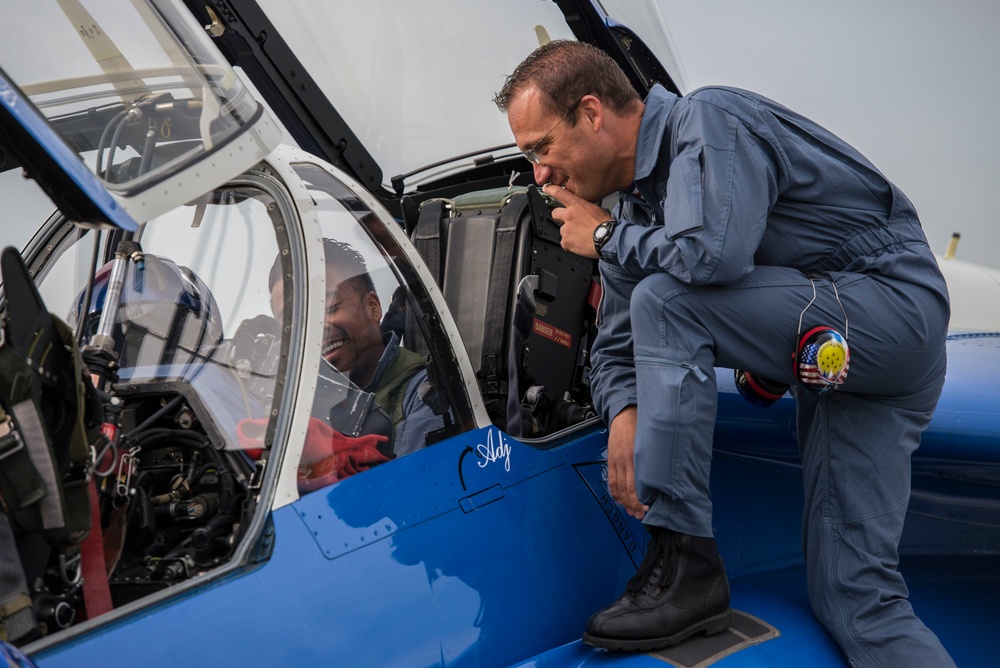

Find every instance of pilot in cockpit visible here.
[269,239,442,464]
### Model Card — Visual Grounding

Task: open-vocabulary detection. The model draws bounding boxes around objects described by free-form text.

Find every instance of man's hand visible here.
[541,184,612,259]
[607,406,647,520]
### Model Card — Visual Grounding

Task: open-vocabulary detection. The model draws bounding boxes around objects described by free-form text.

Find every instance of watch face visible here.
[594,220,615,251]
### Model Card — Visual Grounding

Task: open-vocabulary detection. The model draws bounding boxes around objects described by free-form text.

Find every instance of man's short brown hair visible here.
[493,40,641,119]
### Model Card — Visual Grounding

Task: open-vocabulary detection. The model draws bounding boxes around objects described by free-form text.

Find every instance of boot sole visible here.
[582,608,733,652]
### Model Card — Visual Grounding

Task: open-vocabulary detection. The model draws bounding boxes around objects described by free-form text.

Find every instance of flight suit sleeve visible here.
[606,100,783,286]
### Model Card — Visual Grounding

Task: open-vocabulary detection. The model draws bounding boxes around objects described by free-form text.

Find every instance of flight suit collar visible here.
[631,84,678,186]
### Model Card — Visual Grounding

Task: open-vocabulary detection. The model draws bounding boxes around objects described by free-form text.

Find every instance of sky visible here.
[654,0,1000,269]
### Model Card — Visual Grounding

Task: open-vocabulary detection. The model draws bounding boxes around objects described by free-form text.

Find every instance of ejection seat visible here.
[412,186,598,437]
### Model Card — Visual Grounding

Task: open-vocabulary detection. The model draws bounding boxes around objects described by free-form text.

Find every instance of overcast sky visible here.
[656,0,1000,269]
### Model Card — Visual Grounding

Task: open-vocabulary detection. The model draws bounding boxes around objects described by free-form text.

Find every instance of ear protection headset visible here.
[735,277,850,406]
[734,369,789,407]
[793,277,849,394]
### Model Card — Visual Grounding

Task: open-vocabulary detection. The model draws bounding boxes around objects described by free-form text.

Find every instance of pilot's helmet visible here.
[70,253,223,369]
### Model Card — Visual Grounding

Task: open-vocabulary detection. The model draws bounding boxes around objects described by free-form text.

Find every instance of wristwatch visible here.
[592,219,618,254]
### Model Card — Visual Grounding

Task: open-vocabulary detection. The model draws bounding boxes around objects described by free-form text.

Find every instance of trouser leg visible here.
[586,268,808,649]
[629,267,814,536]
[797,383,954,668]
[627,263,954,665]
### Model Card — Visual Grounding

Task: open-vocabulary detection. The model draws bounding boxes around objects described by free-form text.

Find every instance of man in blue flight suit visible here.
[495,40,954,667]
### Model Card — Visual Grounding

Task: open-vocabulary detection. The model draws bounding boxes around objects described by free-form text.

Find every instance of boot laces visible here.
[626,529,676,597]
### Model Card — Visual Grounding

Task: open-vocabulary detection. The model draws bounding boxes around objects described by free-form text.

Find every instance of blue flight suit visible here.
[590,84,954,667]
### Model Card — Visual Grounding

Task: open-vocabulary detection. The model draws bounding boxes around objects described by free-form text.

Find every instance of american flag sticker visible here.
[797,327,849,392]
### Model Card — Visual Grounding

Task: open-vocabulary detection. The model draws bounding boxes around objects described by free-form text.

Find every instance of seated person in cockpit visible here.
[269,239,442,458]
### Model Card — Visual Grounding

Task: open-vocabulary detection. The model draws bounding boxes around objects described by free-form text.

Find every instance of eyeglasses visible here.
[522,97,582,164]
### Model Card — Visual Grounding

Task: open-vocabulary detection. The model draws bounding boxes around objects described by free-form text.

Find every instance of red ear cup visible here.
[794,326,849,394]
[734,369,790,407]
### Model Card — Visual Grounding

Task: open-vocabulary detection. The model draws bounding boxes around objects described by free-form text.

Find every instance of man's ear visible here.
[367,292,383,323]
[579,94,603,131]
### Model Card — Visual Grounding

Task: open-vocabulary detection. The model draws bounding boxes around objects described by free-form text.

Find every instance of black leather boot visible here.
[583,526,732,651]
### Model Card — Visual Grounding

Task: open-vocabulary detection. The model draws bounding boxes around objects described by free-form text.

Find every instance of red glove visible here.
[297,419,389,491]
[236,417,390,491]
